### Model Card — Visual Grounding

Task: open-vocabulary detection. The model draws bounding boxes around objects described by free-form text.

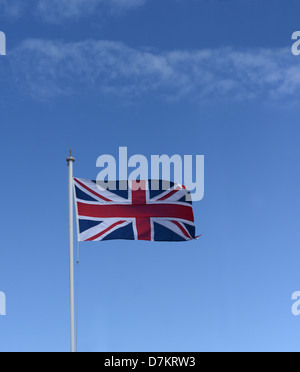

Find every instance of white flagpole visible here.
[66,150,75,352]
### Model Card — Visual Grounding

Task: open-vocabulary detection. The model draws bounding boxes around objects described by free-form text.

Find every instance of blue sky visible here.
[0,0,300,352]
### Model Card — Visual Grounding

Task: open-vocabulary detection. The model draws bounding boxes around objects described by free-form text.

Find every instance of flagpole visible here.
[66,151,75,352]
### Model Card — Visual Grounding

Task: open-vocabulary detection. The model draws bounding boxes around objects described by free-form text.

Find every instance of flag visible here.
[73,178,198,242]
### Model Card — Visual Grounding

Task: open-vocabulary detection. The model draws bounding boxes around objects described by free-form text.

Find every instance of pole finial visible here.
[66,149,75,164]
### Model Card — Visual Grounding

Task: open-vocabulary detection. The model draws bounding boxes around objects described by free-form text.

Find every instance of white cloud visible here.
[0,0,146,22]
[6,38,299,104]
[0,0,24,18]
[36,0,99,22]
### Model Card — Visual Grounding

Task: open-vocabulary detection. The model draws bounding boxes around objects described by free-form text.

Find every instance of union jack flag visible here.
[73,178,198,242]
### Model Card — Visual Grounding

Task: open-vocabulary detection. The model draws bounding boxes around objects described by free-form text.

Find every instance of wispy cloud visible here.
[36,0,146,22]
[0,0,146,22]
[0,0,24,18]
[5,38,299,104]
